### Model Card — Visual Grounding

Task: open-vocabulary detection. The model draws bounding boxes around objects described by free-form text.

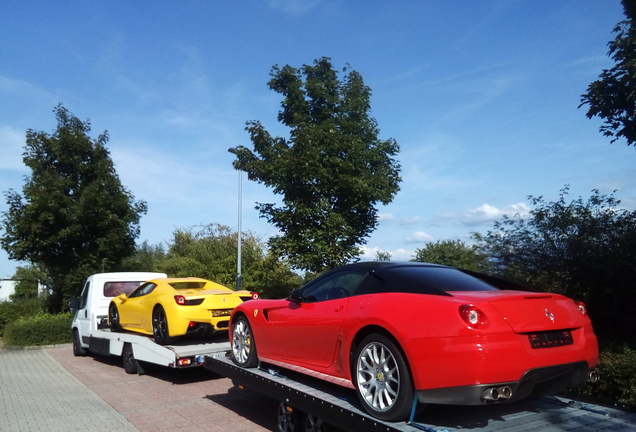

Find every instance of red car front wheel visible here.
[231,315,258,368]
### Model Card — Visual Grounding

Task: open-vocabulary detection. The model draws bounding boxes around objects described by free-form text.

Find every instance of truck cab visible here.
[71,272,166,354]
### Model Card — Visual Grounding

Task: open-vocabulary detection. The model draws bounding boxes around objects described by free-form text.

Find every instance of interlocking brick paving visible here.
[47,346,277,432]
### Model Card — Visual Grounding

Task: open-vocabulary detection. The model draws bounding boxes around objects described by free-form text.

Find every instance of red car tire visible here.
[231,315,258,368]
[353,333,414,422]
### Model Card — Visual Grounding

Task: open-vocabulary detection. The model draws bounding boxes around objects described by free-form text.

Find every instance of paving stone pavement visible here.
[0,347,138,431]
[1,345,277,432]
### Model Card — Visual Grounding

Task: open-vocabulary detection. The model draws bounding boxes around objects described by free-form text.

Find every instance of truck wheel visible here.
[122,343,138,374]
[303,412,332,432]
[276,402,302,432]
[231,315,258,368]
[152,306,174,345]
[109,303,122,332]
[353,333,414,422]
[72,329,87,356]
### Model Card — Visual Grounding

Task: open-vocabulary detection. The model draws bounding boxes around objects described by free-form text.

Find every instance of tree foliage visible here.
[580,0,636,146]
[230,57,401,272]
[474,186,636,346]
[412,240,489,272]
[374,250,392,262]
[155,223,303,298]
[10,265,47,301]
[0,105,146,311]
[120,240,166,273]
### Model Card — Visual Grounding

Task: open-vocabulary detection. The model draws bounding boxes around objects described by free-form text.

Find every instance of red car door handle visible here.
[334,305,344,312]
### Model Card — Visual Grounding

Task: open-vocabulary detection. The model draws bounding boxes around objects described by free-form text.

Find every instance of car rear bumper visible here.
[403,324,598,390]
[416,361,595,405]
[170,309,233,335]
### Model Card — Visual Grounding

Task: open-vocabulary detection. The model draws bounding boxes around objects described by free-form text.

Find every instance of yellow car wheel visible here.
[152,306,176,345]
[109,303,122,332]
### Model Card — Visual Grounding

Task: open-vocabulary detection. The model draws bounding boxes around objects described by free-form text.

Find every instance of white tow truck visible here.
[70,272,229,374]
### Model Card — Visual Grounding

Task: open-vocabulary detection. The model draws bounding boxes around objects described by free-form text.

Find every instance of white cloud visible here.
[0,74,52,100]
[378,213,395,222]
[359,246,413,262]
[405,231,434,243]
[0,126,26,171]
[458,202,530,226]
[110,141,234,207]
[399,216,421,226]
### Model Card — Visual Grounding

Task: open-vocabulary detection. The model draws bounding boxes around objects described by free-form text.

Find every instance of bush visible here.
[568,346,636,409]
[0,298,46,336]
[3,312,73,346]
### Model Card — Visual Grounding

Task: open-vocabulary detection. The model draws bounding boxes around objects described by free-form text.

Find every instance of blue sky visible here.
[1,0,635,278]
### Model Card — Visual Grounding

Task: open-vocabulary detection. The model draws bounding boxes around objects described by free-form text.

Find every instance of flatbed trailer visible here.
[85,328,230,374]
[204,354,636,432]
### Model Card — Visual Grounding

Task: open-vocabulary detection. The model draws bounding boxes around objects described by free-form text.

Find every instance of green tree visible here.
[249,252,304,299]
[10,265,47,300]
[158,223,302,298]
[413,240,489,272]
[161,224,259,286]
[474,186,636,346]
[580,0,636,146]
[230,57,401,273]
[0,105,146,311]
[120,241,166,273]
[375,250,392,262]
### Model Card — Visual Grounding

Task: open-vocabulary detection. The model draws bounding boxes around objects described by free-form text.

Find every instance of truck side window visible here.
[79,281,90,309]
[104,281,143,297]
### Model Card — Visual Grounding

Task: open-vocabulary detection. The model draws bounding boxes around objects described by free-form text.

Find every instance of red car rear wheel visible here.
[354,333,414,422]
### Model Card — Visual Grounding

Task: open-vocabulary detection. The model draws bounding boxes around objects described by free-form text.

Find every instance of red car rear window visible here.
[358,267,500,296]
[392,267,499,292]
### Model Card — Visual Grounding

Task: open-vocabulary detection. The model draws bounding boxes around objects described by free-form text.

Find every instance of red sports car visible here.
[229,262,599,422]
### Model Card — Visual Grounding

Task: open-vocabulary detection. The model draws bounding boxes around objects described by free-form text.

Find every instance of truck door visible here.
[75,279,93,344]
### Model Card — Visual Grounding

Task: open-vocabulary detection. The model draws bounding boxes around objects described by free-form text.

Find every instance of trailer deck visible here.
[204,354,636,432]
[87,329,230,372]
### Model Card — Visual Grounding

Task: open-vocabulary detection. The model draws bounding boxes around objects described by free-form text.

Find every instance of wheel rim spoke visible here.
[357,341,400,412]
[232,320,252,363]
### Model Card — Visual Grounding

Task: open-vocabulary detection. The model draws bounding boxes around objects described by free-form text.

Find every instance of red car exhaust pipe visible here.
[481,386,513,402]
[588,369,600,383]
[497,386,512,399]
[481,387,500,401]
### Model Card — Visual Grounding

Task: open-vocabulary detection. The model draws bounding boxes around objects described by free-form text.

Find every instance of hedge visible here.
[569,346,636,409]
[3,312,73,346]
[0,298,46,336]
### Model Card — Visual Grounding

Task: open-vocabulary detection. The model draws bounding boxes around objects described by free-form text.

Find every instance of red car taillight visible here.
[459,304,488,328]
[575,301,587,315]
[175,295,186,305]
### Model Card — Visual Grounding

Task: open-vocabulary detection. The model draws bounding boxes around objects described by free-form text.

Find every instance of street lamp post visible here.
[236,169,242,291]
[228,147,242,291]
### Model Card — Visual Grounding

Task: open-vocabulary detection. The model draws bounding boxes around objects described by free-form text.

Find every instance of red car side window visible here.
[302,271,365,302]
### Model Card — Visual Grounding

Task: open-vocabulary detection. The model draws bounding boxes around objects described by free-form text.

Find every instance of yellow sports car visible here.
[108,277,258,345]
